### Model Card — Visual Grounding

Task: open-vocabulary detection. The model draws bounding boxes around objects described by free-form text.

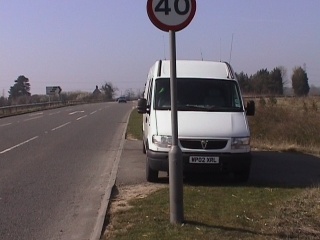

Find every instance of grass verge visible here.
[105,99,320,239]
[105,186,304,240]
[125,109,142,140]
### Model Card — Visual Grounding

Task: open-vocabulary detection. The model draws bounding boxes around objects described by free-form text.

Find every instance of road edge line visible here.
[90,107,133,240]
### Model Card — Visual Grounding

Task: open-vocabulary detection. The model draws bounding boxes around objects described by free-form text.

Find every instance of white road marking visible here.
[23,116,43,122]
[28,112,43,116]
[0,136,39,155]
[69,111,84,115]
[51,122,71,131]
[76,115,87,121]
[49,111,61,116]
[90,111,97,115]
[0,123,12,127]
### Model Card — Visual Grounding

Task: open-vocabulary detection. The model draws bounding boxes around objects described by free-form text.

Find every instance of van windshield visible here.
[154,78,243,112]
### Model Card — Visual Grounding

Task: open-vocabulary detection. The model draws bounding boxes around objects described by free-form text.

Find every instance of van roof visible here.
[156,60,235,79]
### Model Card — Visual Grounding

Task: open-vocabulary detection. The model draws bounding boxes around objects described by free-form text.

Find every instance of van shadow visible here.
[182,151,320,188]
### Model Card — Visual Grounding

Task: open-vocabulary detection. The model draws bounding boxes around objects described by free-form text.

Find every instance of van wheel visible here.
[234,168,250,182]
[146,156,158,182]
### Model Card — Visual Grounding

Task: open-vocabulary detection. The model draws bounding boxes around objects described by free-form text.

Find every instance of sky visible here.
[1,0,319,97]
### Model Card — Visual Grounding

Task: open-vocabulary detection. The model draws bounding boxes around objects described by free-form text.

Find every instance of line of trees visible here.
[1,77,142,107]
[1,65,315,107]
[236,65,311,96]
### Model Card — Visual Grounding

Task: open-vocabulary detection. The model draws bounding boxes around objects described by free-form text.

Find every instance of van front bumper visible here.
[147,150,251,173]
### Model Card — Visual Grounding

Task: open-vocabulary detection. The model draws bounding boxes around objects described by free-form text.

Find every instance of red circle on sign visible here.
[147,0,196,32]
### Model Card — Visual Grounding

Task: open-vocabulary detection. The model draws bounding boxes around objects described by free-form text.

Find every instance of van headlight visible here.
[152,135,172,148]
[231,137,250,149]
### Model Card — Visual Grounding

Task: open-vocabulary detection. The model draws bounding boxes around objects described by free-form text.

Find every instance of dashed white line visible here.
[76,115,87,121]
[28,112,43,116]
[51,122,71,131]
[69,111,84,115]
[23,116,43,122]
[0,123,12,127]
[0,136,39,155]
[49,111,61,116]
[90,111,97,115]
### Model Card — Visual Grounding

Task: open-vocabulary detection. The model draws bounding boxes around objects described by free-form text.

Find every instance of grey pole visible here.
[168,30,184,224]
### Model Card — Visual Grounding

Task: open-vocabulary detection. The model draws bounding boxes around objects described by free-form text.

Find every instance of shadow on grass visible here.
[184,220,276,238]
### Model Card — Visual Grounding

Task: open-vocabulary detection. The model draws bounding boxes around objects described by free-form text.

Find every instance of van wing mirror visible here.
[137,98,148,114]
[245,100,255,116]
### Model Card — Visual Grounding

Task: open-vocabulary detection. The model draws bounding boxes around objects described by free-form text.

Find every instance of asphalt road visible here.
[0,102,133,240]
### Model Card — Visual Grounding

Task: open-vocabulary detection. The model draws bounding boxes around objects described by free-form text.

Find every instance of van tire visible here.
[146,156,158,182]
[234,168,250,182]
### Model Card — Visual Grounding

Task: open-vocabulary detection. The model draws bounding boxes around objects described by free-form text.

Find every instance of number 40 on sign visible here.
[156,0,190,15]
[147,0,196,32]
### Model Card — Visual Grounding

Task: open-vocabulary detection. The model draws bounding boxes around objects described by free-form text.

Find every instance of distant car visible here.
[117,96,127,103]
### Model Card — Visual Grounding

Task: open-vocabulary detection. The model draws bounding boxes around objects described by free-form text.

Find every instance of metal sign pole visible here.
[147,0,196,225]
[169,30,184,224]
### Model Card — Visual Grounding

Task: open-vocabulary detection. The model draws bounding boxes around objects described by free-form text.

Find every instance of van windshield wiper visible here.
[179,104,207,110]
[205,106,243,112]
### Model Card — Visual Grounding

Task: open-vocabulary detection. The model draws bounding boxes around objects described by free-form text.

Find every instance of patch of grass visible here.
[265,187,320,239]
[106,186,303,240]
[126,109,142,140]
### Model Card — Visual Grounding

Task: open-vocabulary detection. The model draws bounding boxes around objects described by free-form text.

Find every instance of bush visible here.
[249,97,320,155]
[259,97,266,107]
[268,96,277,106]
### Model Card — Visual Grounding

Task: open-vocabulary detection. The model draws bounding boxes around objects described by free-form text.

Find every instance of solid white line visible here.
[90,107,129,240]
[0,136,39,155]
[76,115,87,121]
[51,122,71,131]
[90,111,97,115]
[0,123,12,127]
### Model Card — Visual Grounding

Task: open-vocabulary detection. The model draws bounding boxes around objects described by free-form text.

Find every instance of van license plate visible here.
[189,156,219,164]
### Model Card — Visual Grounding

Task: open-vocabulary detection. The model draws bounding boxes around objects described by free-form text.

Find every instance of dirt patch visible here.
[109,183,165,214]
[126,133,138,141]
[102,183,166,239]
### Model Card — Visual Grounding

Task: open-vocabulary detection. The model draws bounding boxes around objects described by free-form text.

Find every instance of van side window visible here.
[155,78,171,109]
[232,84,241,108]
[146,78,153,108]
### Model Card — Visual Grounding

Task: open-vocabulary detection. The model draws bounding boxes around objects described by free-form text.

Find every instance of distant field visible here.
[247,96,320,156]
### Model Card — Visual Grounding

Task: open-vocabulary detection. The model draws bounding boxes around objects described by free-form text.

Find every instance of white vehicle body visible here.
[138,60,255,182]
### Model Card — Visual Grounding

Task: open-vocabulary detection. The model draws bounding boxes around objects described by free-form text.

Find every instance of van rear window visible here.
[154,78,243,112]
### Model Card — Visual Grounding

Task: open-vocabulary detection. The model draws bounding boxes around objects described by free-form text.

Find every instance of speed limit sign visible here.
[147,0,196,32]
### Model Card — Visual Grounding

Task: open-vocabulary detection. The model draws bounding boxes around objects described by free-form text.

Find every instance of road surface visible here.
[0,102,133,240]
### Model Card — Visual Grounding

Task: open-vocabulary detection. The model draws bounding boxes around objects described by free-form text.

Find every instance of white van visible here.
[137,60,255,182]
